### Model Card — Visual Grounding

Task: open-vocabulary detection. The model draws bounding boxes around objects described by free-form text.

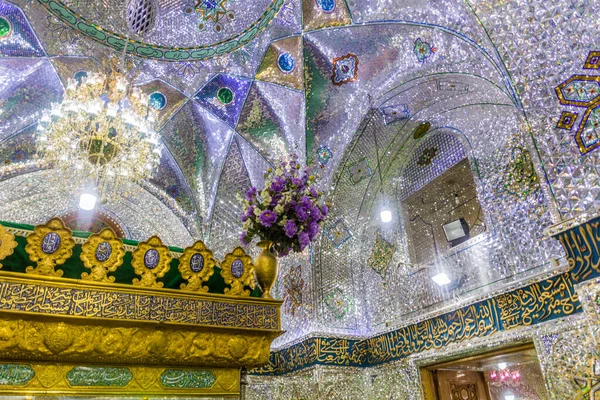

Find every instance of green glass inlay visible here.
[37,0,285,61]
[160,369,216,389]
[66,366,132,387]
[0,17,11,38]
[217,87,234,105]
[0,364,35,386]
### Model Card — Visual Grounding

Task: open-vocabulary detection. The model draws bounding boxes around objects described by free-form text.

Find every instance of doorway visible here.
[420,344,549,400]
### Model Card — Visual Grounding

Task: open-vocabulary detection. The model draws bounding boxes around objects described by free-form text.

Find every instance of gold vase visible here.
[254,241,278,300]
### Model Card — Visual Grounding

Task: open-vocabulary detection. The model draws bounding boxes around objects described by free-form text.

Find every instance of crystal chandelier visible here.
[36,58,163,205]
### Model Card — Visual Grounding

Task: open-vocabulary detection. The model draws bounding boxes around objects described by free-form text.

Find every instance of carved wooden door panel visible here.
[437,371,490,400]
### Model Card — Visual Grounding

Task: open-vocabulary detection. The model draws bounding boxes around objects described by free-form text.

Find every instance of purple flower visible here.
[271,194,282,207]
[310,205,322,221]
[321,204,329,217]
[300,196,312,208]
[291,177,303,188]
[307,221,320,240]
[295,205,309,222]
[310,186,319,198]
[298,231,310,251]
[245,187,257,201]
[284,220,298,238]
[259,210,278,227]
[240,231,250,245]
[241,206,254,222]
[270,177,285,193]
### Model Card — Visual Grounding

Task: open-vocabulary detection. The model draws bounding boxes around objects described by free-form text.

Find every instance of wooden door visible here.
[436,370,490,400]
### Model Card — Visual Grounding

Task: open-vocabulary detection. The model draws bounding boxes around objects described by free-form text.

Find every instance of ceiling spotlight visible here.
[79,192,97,211]
[431,272,451,286]
[498,362,508,370]
[380,207,392,223]
[442,218,470,246]
[505,395,515,400]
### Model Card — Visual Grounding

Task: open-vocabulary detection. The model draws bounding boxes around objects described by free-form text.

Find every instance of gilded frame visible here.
[221,247,255,297]
[131,236,172,288]
[178,240,217,292]
[80,228,126,282]
[24,218,75,277]
[0,223,18,269]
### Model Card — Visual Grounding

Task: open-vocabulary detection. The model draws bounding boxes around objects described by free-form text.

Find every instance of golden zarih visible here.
[221,247,255,297]
[0,223,17,269]
[25,218,75,277]
[131,235,172,288]
[178,240,217,292]
[80,227,126,283]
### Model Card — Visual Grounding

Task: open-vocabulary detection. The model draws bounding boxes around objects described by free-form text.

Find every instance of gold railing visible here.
[0,218,282,397]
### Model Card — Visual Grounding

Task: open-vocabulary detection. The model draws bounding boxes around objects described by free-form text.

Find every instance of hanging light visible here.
[79,192,97,211]
[431,272,451,286]
[36,57,163,202]
[380,204,392,223]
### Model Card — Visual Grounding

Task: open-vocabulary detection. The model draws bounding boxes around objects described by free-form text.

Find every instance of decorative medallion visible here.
[316,0,336,13]
[0,16,12,40]
[195,0,235,33]
[317,146,332,166]
[179,240,217,292]
[149,91,167,110]
[367,231,396,280]
[324,287,353,320]
[66,366,133,387]
[381,103,410,125]
[194,74,252,127]
[160,369,217,389]
[413,121,431,139]
[217,87,234,104]
[417,147,438,166]
[220,247,255,296]
[231,260,244,277]
[555,71,600,154]
[557,111,578,130]
[25,218,75,277]
[0,224,18,269]
[324,219,352,248]
[277,52,295,73]
[0,364,35,386]
[347,157,372,185]
[144,250,159,269]
[331,53,359,86]
[283,265,305,316]
[413,38,436,63]
[131,236,172,288]
[585,51,600,69]
[38,0,284,61]
[80,228,126,283]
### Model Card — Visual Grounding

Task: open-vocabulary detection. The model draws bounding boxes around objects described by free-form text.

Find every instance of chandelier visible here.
[36,58,163,208]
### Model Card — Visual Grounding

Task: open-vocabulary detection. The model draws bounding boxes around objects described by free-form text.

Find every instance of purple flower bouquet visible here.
[238,154,328,256]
